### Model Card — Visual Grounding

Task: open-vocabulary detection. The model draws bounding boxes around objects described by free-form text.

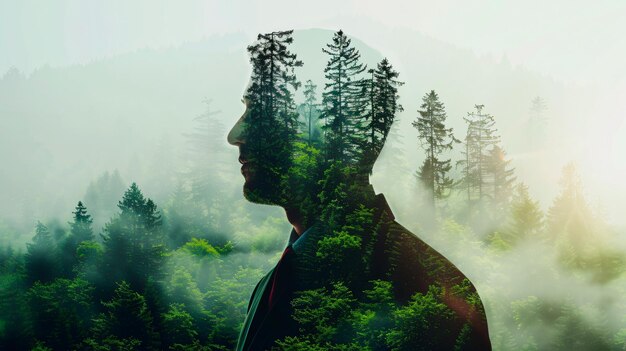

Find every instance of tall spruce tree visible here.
[91,281,160,350]
[59,201,94,277]
[487,145,516,213]
[508,183,543,244]
[25,221,58,285]
[412,90,457,206]
[321,30,367,164]
[70,201,94,242]
[245,30,302,128]
[458,104,499,204]
[101,183,165,294]
[365,58,404,171]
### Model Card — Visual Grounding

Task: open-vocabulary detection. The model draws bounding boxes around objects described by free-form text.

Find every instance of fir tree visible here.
[458,104,499,205]
[91,281,160,350]
[363,58,404,173]
[25,221,58,285]
[413,90,458,206]
[70,201,94,242]
[508,183,543,244]
[59,201,94,277]
[100,183,165,294]
[487,145,516,213]
[320,30,367,164]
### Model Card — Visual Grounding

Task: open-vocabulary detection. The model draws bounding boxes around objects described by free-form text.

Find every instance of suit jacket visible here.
[236,193,492,351]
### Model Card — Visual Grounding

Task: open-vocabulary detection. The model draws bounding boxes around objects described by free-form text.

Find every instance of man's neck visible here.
[284,207,306,236]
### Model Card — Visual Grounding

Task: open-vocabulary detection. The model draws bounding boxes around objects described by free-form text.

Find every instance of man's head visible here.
[227,29,402,216]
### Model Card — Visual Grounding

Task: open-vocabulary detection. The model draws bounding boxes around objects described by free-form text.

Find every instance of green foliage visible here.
[385,286,455,351]
[243,30,302,206]
[59,201,95,277]
[0,270,32,350]
[614,328,626,350]
[291,282,357,344]
[25,221,58,285]
[204,267,265,347]
[353,280,396,349]
[100,183,166,293]
[27,278,94,350]
[181,238,220,259]
[507,183,544,245]
[162,303,199,348]
[92,281,160,350]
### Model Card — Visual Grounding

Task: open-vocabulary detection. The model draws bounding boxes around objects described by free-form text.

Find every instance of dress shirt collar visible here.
[286,221,318,253]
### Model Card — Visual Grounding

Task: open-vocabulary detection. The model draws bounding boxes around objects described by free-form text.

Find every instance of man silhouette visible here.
[227,30,491,351]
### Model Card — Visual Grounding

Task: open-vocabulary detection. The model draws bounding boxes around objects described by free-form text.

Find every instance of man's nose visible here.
[227,106,247,146]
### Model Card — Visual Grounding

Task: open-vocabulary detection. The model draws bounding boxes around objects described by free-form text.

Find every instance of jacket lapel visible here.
[236,267,274,351]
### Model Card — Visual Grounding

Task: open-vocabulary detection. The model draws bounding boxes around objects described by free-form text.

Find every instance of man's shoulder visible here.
[371,219,474,300]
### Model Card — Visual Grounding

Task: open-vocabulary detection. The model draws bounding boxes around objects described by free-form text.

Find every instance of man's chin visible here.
[243,180,277,205]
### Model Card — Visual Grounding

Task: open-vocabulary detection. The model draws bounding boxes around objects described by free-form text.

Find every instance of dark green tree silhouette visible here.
[0,252,32,350]
[25,221,58,285]
[364,58,404,173]
[27,278,94,350]
[161,303,199,349]
[59,201,94,277]
[100,183,165,294]
[321,30,367,164]
[90,281,160,350]
[386,286,455,351]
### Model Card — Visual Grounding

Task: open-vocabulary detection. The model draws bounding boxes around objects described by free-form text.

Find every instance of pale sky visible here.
[1,0,625,86]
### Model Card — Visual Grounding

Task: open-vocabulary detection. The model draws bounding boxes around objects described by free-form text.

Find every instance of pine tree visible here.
[101,183,165,294]
[364,58,404,172]
[458,104,499,205]
[92,281,160,350]
[487,145,516,213]
[508,183,543,244]
[59,201,94,277]
[245,30,302,130]
[25,221,58,285]
[412,90,457,206]
[70,201,94,242]
[320,30,367,164]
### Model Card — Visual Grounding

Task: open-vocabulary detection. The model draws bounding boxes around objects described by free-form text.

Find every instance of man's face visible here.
[227,97,284,205]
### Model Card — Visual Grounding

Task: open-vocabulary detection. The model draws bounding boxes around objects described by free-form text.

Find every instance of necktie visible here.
[267,245,294,310]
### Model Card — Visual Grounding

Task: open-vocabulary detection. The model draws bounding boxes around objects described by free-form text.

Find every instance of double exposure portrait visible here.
[1,2,626,351]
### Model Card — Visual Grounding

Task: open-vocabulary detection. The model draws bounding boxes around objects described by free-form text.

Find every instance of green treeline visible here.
[0,29,625,351]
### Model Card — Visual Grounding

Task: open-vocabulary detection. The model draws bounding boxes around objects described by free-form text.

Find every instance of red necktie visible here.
[267,245,294,310]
